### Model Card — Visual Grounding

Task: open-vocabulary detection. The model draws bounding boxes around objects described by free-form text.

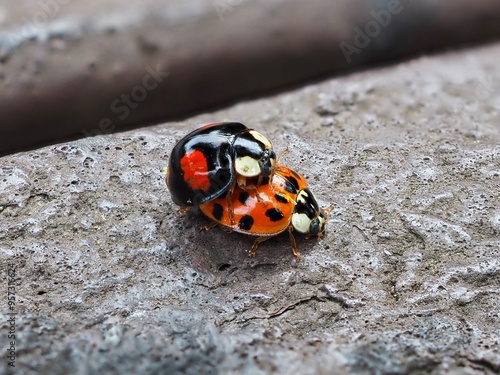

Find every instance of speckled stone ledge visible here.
[0,42,499,374]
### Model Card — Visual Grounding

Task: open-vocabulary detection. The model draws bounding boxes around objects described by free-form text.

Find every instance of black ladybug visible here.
[166,122,276,207]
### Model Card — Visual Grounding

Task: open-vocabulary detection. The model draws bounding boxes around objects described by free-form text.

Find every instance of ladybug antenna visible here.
[276,147,289,163]
[322,204,334,221]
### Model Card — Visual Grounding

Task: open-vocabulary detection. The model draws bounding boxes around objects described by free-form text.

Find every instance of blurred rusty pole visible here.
[1,0,500,155]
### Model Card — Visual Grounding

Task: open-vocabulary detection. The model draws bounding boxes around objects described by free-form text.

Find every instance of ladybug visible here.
[166,122,276,207]
[199,163,330,261]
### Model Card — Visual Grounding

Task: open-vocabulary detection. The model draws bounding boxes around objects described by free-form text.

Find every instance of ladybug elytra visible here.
[199,164,329,261]
[166,122,276,207]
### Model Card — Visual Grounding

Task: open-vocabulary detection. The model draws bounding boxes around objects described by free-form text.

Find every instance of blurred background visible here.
[1,0,500,156]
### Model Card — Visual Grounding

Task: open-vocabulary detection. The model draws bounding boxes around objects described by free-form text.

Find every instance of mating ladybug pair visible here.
[166,122,329,261]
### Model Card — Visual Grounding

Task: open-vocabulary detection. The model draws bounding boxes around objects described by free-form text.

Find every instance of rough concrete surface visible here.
[1,42,500,374]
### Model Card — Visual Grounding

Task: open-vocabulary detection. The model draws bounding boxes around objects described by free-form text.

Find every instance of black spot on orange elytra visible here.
[275,193,288,203]
[212,203,223,221]
[265,208,284,222]
[291,169,302,181]
[239,215,254,230]
[287,176,300,192]
[283,176,300,193]
[239,191,250,204]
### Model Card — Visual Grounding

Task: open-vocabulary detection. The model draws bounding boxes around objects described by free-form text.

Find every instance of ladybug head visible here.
[291,189,328,237]
[233,130,276,184]
[308,211,328,237]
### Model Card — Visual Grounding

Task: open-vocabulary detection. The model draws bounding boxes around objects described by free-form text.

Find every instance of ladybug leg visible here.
[272,161,290,182]
[288,226,301,262]
[220,225,234,233]
[323,204,334,220]
[225,193,235,225]
[201,222,234,233]
[200,221,218,231]
[237,175,264,202]
[226,180,237,225]
[236,174,247,189]
[254,188,264,202]
[175,207,191,215]
[244,184,264,202]
[248,236,273,258]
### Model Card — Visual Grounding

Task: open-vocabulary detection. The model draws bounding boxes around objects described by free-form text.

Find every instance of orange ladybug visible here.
[199,164,330,261]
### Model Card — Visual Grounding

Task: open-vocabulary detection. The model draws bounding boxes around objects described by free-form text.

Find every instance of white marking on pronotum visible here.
[235,156,261,177]
[249,130,272,149]
[297,190,309,205]
[318,216,326,228]
[292,213,311,234]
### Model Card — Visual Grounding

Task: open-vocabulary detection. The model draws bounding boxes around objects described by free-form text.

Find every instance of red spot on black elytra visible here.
[180,150,211,191]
